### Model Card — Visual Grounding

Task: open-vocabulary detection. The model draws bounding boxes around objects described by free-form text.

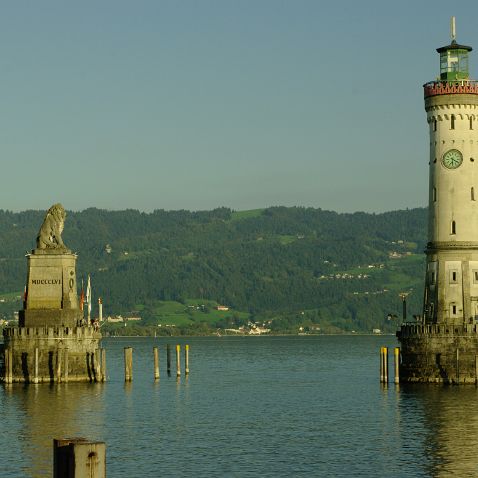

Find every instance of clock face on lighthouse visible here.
[442,149,463,169]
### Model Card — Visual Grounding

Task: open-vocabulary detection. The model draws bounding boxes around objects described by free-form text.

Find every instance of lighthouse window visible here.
[472,187,475,201]
[433,187,437,202]
[470,117,473,130]
[451,115,455,130]
[474,270,478,283]
[452,305,457,315]
[450,271,458,283]
[433,119,437,131]
[451,221,456,235]
[430,272,436,284]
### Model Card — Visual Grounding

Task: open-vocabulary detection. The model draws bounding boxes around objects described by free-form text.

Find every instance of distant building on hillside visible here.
[105,315,142,323]
[106,316,124,323]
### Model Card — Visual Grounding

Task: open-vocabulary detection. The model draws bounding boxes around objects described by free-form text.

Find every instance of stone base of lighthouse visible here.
[1,326,103,383]
[397,324,478,383]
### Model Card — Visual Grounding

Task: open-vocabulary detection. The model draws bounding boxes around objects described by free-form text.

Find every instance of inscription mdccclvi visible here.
[31,279,62,285]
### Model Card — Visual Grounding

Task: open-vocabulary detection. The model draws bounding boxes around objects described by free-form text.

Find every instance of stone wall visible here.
[397,324,478,383]
[2,326,103,383]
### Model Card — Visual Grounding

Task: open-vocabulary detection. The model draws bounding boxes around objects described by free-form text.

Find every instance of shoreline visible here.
[103,332,398,338]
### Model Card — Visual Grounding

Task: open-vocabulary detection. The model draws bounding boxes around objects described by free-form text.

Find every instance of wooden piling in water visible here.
[101,348,106,382]
[53,438,106,478]
[380,347,389,383]
[5,348,12,384]
[456,348,460,383]
[95,349,101,382]
[167,344,171,375]
[380,347,384,382]
[176,344,181,377]
[384,347,389,383]
[7,348,12,384]
[153,347,160,380]
[64,349,69,383]
[475,355,478,385]
[394,347,400,384]
[56,349,62,383]
[34,347,39,384]
[124,347,133,382]
[185,344,189,375]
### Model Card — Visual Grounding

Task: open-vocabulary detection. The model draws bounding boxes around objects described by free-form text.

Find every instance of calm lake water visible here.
[1,335,477,477]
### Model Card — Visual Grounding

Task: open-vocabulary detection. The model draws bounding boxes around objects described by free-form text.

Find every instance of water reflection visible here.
[6,336,478,477]
[3,383,105,477]
[399,385,478,477]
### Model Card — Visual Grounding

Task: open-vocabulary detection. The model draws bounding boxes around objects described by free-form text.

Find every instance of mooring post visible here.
[167,344,171,375]
[456,348,460,384]
[384,347,389,383]
[64,349,69,383]
[94,348,101,382]
[176,344,181,377]
[394,347,400,384]
[475,354,478,385]
[379,347,384,382]
[153,347,160,380]
[185,344,190,375]
[56,349,62,383]
[380,347,389,383]
[124,347,133,382]
[101,348,106,382]
[34,347,39,384]
[7,348,13,384]
[53,438,106,478]
[5,348,12,384]
[380,347,387,383]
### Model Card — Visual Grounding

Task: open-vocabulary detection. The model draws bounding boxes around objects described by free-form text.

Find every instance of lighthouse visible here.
[397,18,478,383]
[423,17,478,325]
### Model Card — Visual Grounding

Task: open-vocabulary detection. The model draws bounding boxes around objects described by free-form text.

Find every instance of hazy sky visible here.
[2,1,477,213]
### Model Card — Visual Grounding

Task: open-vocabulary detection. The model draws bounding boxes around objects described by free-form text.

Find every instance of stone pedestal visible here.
[397,323,478,384]
[19,249,81,328]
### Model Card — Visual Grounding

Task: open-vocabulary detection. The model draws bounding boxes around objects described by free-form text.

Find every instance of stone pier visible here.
[397,323,478,384]
[3,326,102,383]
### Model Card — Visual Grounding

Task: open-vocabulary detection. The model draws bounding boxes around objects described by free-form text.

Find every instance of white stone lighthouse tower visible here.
[423,17,478,326]
[397,18,478,383]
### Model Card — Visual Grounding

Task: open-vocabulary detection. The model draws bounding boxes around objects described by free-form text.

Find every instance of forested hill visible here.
[0,206,427,333]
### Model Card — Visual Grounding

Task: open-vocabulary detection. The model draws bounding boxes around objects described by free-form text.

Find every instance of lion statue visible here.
[36,203,68,250]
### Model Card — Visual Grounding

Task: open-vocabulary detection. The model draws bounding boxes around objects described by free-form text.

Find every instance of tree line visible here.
[0,206,427,332]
